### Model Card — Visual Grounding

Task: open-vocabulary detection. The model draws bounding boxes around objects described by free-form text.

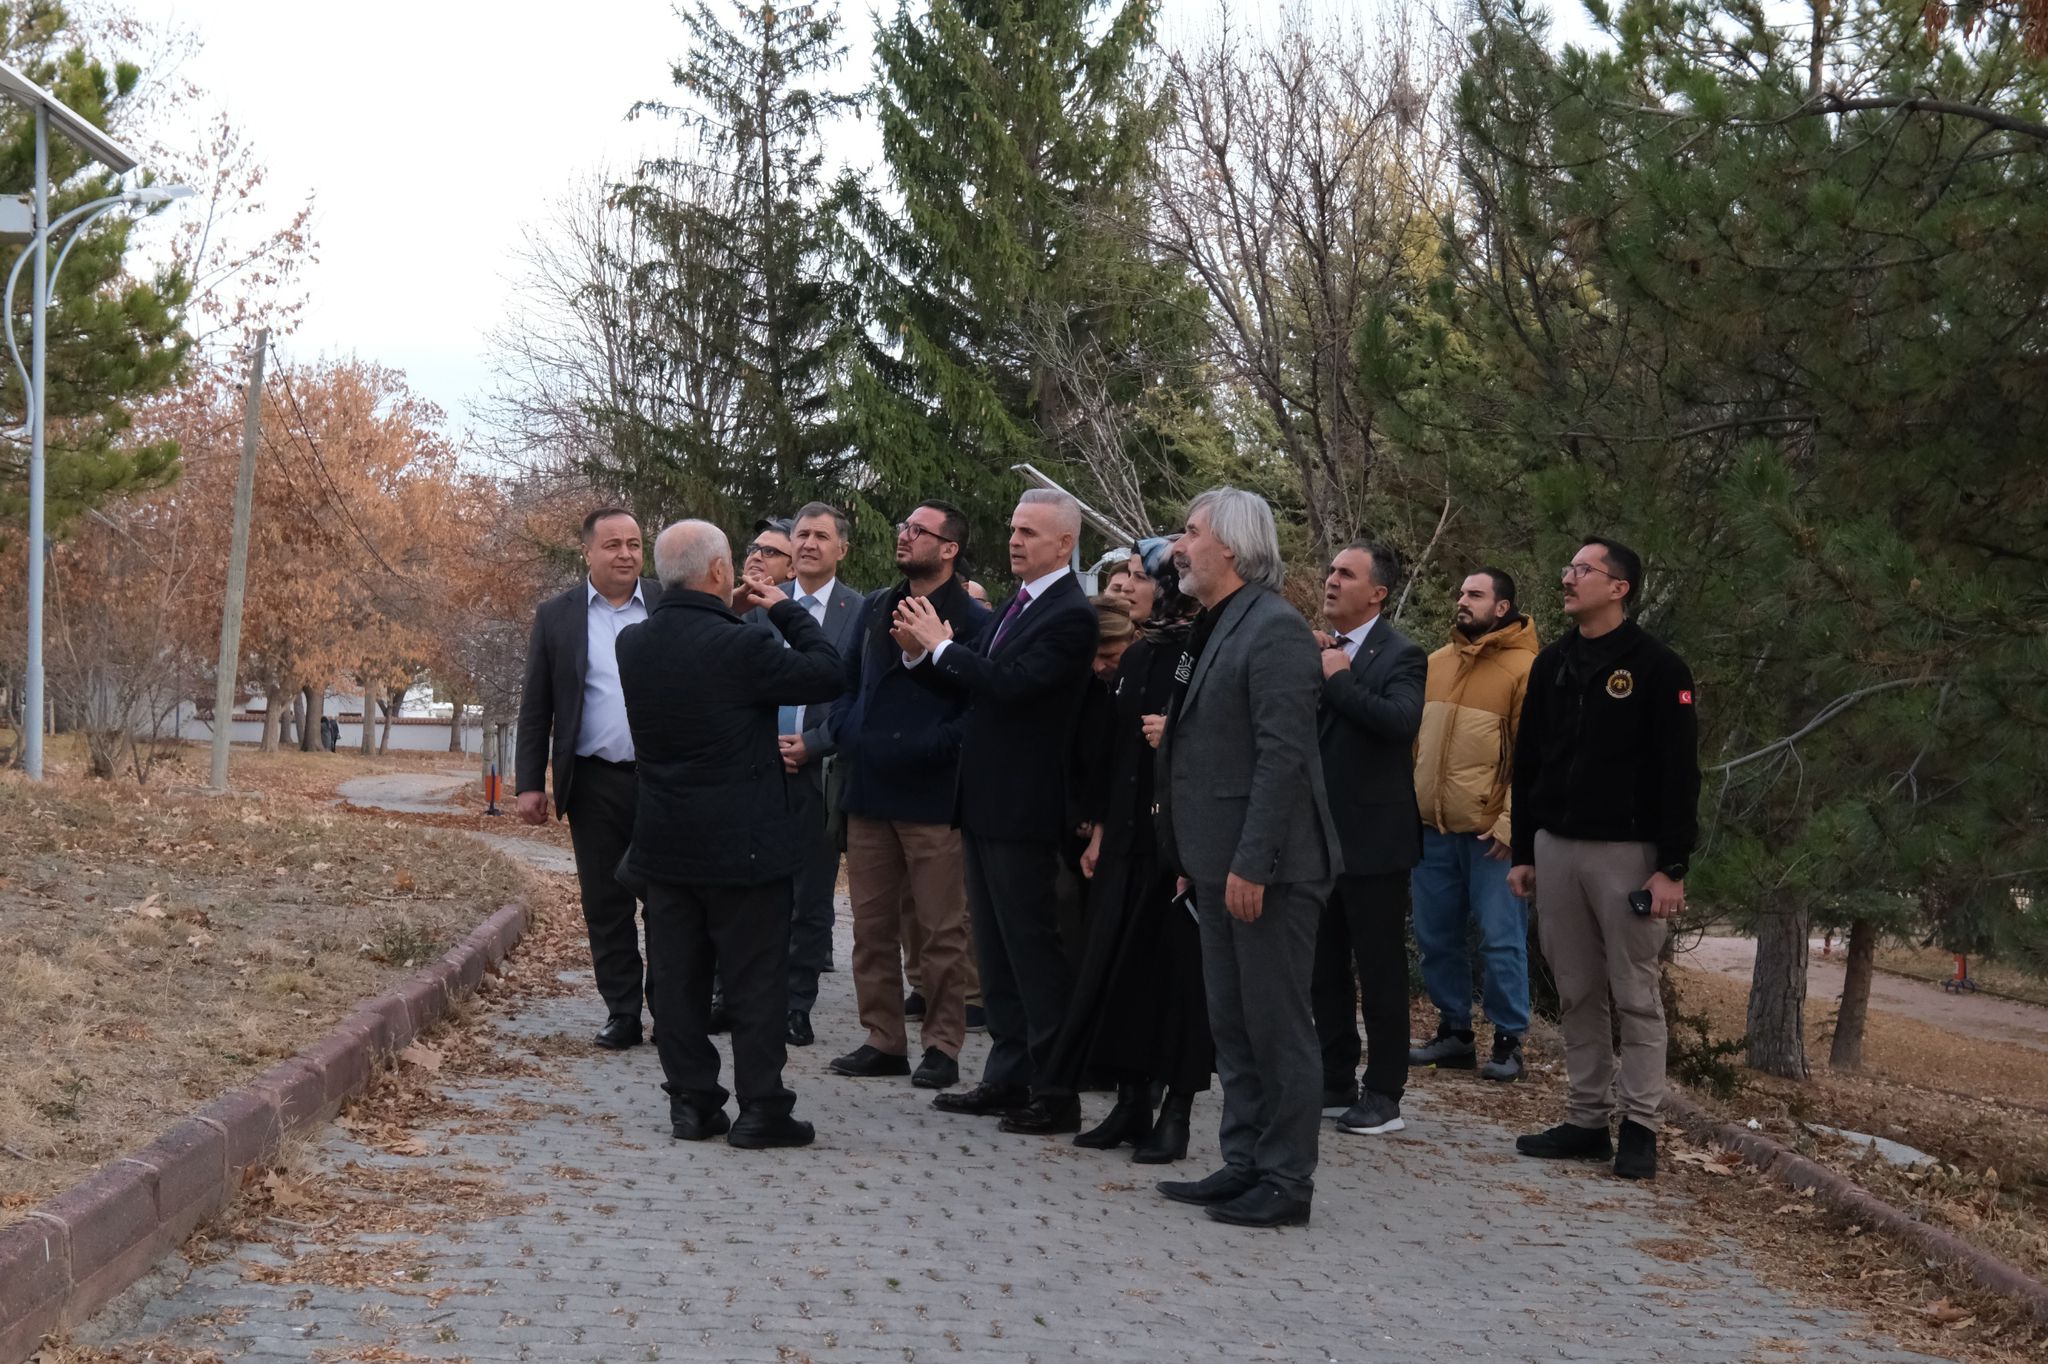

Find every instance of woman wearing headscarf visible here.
[1047,536,1211,1163]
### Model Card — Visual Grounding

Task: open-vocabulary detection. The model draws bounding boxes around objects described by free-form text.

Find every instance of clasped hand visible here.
[891,593,953,655]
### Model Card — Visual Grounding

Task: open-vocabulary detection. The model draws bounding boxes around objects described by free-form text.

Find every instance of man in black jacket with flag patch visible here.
[1508,536,1699,1181]
[617,519,846,1150]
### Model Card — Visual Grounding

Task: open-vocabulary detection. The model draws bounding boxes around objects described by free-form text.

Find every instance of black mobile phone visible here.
[1627,889,1654,917]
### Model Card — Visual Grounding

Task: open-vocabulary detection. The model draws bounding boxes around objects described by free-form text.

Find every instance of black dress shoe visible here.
[829,1044,910,1078]
[670,1107,731,1142]
[1206,1181,1311,1228]
[707,994,732,1034]
[594,1017,643,1050]
[998,1094,1082,1135]
[903,990,927,1020]
[931,1081,1029,1116]
[1132,1092,1193,1164]
[1157,1166,1258,1206]
[787,1010,815,1047]
[727,1110,815,1149]
[910,1048,959,1090]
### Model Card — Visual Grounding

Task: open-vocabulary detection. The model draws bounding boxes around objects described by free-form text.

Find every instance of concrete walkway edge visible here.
[1667,1094,2048,1324]
[0,901,531,1364]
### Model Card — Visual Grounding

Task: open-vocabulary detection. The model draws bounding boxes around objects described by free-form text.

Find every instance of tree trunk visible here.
[1828,917,1878,1072]
[1746,900,1813,1079]
[358,682,376,756]
[446,692,467,752]
[299,685,320,752]
[259,685,285,753]
[378,684,404,755]
[282,691,302,748]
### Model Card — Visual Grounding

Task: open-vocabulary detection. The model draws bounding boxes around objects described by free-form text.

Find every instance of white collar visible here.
[1343,615,1379,648]
[588,578,645,610]
[1018,565,1071,600]
[792,576,837,603]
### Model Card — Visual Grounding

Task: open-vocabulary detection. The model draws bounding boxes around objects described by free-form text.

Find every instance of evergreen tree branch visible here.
[1712,677,1950,774]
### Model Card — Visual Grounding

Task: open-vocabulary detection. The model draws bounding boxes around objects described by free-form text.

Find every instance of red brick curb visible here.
[0,900,529,1364]
[1666,1094,2048,1324]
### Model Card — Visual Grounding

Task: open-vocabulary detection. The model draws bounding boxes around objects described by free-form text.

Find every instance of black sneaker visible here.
[829,1045,910,1078]
[904,991,927,1020]
[1515,1121,1613,1161]
[1408,1026,1476,1069]
[1479,1032,1523,1082]
[1336,1092,1405,1135]
[1614,1119,1658,1180]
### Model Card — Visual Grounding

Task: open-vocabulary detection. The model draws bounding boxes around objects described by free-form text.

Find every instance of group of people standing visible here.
[516,486,1701,1223]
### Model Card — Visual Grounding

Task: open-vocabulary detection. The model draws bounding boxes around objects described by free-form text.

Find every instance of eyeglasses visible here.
[895,520,955,545]
[1561,562,1619,583]
[745,542,792,562]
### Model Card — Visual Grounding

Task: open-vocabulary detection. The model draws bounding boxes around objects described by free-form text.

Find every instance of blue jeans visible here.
[1410,827,1530,1037]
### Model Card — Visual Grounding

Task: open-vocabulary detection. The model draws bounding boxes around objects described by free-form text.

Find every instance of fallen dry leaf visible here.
[399,1043,442,1073]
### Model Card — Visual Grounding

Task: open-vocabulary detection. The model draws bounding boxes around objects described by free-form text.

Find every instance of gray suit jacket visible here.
[745,578,864,789]
[1158,585,1342,887]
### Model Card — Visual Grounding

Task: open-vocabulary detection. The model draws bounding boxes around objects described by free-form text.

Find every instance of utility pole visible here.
[207,328,268,793]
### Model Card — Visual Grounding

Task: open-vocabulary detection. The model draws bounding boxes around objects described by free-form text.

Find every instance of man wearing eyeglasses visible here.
[827,501,991,1091]
[1508,537,1700,1181]
[744,518,799,590]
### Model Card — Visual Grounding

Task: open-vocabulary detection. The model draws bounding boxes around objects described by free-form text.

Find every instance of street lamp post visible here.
[0,60,188,778]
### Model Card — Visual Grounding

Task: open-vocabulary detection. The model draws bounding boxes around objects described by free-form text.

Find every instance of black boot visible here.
[1132,1091,1193,1164]
[1074,1082,1154,1150]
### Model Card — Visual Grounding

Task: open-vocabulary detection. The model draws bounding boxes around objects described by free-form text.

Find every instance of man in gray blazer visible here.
[745,502,865,1047]
[1154,487,1341,1229]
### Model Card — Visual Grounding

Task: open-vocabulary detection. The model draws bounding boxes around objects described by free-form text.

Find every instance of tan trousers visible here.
[1533,831,1669,1130]
[848,816,975,1058]
[904,883,980,1007]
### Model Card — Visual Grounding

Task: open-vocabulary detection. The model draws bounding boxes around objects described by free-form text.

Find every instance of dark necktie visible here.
[989,586,1032,652]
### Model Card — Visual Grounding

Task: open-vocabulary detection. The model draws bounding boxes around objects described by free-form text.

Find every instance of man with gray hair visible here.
[893,487,1099,1134]
[1153,487,1340,1228]
[615,519,846,1150]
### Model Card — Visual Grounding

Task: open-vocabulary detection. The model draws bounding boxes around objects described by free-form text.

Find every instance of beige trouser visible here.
[848,816,975,1058]
[1534,831,1669,1130]
[904,883,981,1007]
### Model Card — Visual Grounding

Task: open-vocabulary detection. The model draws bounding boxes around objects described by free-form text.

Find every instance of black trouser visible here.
[787,776,839,1012]
[1311,871,1411,1103]
[962,832,1073,1093]
[564,757,643,1021]
[644,877,795,1118]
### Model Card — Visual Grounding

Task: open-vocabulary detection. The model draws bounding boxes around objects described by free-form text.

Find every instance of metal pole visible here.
[207,328,268,793]
[23,105,47,777]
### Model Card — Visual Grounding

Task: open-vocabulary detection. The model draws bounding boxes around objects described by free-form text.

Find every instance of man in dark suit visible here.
[892,489,1098,1133]
[741,502,865,1048]
[616,519,846,1149]
[827,500,990,1091]
[1310,541,1428,1139]
[1154,487,1341,1229]
[516,507,662,1049]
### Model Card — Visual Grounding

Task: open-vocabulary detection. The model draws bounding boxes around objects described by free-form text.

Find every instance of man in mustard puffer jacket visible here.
[1408,569,1539,1081]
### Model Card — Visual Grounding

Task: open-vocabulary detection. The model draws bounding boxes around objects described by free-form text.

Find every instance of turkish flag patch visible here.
[1678,690,1694,705]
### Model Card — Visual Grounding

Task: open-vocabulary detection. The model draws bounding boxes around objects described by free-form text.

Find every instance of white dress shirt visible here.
[795,576,836,626]
[1339,614,1379,660]
[576,579,648,762]
[922,565,1071,665]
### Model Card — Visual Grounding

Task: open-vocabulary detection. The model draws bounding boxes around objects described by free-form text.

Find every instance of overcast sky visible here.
[119,1,1601,440]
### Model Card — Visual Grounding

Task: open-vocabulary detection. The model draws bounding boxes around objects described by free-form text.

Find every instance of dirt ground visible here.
[0,742,534,1220]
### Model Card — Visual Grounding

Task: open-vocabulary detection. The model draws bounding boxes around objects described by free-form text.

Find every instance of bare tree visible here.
[1148,5,1458,555]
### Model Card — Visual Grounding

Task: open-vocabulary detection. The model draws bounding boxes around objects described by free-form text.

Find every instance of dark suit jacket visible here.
[1318,617,1427,876]
[831,575,991,826]
[515,577,662,816]
[1158,585,1341,886]
[615,590,846,886]
[743,578,866,791]
[924,570,1098,843]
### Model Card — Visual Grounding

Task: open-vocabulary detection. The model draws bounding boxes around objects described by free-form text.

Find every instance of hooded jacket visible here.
[1413,615,1540,844]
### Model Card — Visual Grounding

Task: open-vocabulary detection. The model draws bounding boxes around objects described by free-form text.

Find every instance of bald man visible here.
[617,520,847,1150]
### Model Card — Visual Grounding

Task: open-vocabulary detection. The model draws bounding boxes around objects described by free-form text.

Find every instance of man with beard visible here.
[1510,538,1699,1181]
[827,502,991,1091]
[1409,569,1541,1082]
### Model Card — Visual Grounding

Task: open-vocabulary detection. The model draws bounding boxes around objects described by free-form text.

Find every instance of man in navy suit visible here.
[894,489,1100,1133]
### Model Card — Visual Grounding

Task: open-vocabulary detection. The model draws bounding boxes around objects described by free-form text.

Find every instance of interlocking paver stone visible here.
[78,900,1930,1362]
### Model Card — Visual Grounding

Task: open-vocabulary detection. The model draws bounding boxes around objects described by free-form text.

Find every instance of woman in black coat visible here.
[1047,538,1212,1162]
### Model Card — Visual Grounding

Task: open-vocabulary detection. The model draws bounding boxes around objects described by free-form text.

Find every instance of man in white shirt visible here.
[516,508,660,1049]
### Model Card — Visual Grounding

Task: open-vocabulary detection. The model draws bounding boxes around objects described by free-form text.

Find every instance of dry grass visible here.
[0,763,531,1219]
[1873,945,2048,1010]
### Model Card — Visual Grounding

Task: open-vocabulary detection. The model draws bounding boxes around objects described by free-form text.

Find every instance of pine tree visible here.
[840,0,1200,573]
[0,3,191,530]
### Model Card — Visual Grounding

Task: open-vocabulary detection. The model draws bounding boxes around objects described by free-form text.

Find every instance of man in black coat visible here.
[1310,541,1428,1140]
[616,519,846,1150]
[515,507,663,1049]
[892,489,1099,1133]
